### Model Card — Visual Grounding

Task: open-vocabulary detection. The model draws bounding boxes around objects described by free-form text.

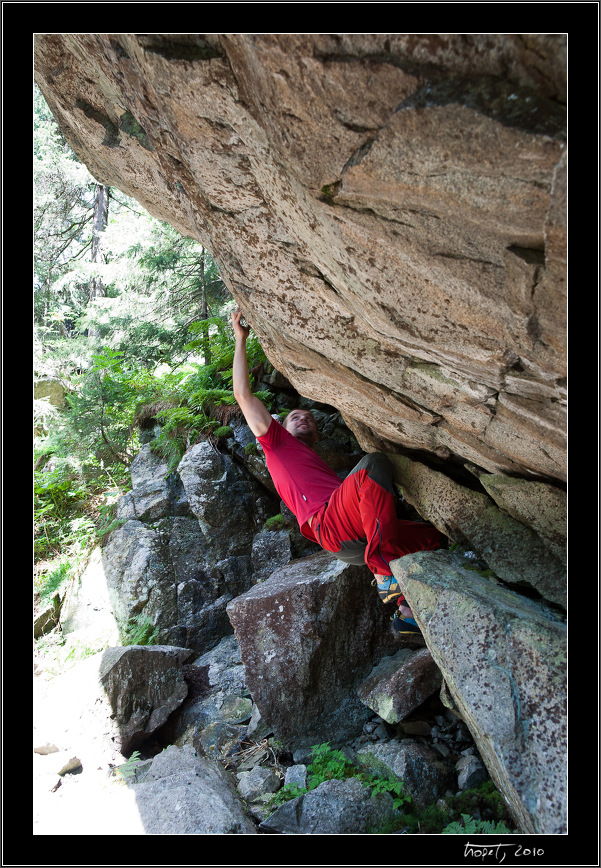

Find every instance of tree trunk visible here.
[199,249,211,366]
[89,184,109,303]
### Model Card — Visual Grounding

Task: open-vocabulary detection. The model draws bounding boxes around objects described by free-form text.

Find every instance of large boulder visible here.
[98,645,194,755]
[102,441,276,653]
[391,549,567,834]
[126,744,257,834]
[356,646,442,724]
[177,442,260,562]
[33,33,566,484]
[33,645,194,765]
[226,550,398,750]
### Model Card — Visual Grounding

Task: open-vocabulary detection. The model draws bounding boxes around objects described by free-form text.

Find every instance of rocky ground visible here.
[33,624,510,838]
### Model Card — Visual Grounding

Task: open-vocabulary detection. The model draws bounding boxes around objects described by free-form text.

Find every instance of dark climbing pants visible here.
[311,453,443,575]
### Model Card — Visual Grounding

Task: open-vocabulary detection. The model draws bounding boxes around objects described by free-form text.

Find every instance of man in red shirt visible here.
[231,311,444,634]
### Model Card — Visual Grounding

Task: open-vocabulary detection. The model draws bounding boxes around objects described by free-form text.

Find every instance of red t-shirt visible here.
[257,418,342,539]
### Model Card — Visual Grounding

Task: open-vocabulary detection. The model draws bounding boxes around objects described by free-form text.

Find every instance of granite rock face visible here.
[126,744,257,834]
[34,33,566,484]
[391,550,567,835]
[226,550,398,749]
[388,452,566,608]
[101,442,278,653]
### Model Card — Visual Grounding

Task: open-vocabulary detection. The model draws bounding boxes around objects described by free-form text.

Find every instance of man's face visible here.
[284,409,318,444]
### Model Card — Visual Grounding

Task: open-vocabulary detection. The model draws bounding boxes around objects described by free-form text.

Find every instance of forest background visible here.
[33,86,272,652]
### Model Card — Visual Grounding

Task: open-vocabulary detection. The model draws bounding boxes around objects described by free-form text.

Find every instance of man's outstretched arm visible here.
[231,310,273,438]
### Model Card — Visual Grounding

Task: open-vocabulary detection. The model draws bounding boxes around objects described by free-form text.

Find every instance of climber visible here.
[231,309,445,634]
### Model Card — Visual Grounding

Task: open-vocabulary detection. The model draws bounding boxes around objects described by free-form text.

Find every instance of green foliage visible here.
[266,743,411,816]
[368,775,409,810]
[121,612,160,647]
[34,460,92,559]
[442,813,513,834]
[115,751,144,782]
[34,466,86,522]
[263,514,287,531]
[34,514,98,622]
[136,343,273,469]
[306,742,355,787]
[34,556,72,606]
[34,323,273,559]
[386,779,516,835]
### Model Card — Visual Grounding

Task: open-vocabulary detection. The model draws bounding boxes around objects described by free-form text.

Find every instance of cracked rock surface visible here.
[34,33,566,483]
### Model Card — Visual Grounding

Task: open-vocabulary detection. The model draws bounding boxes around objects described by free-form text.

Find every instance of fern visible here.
[442,813,513,834]
[306,742,355,788]
[367,775,411,810]
[265,743,411,816]
[122,612,159,646]
[115,750,144,782]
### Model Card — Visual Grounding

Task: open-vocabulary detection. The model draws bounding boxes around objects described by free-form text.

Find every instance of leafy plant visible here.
[34,556,72,605]
[384,779,515,835]
[266,742,411,815]
[121,612,160,646]
[306,742,355,787]
[368,775,409,810]
[213,425,233,440]
[115,751,144,782]
[442,813,513,834]
[35,467,86,522]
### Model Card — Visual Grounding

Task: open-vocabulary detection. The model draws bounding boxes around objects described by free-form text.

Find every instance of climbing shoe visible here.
[392,610,422,635]
[372,575,404,605]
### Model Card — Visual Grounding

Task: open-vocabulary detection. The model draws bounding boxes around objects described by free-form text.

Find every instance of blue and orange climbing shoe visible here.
[392,610,421,635]
[372,574,404,605]
[391,596,422,635]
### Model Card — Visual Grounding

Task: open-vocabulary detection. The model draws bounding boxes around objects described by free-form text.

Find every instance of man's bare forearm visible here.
[231,309,272,436]
[233,334,252,401]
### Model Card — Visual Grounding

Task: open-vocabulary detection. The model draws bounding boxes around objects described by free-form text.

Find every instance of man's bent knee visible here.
[335,538,368,566]
[348,452,395,494]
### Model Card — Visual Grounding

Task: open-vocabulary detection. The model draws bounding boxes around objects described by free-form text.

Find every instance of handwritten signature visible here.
[464,842,544,863]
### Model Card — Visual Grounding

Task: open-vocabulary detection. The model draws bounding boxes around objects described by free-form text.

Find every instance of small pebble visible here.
[34,744,59,755]
[58,757,82,776]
